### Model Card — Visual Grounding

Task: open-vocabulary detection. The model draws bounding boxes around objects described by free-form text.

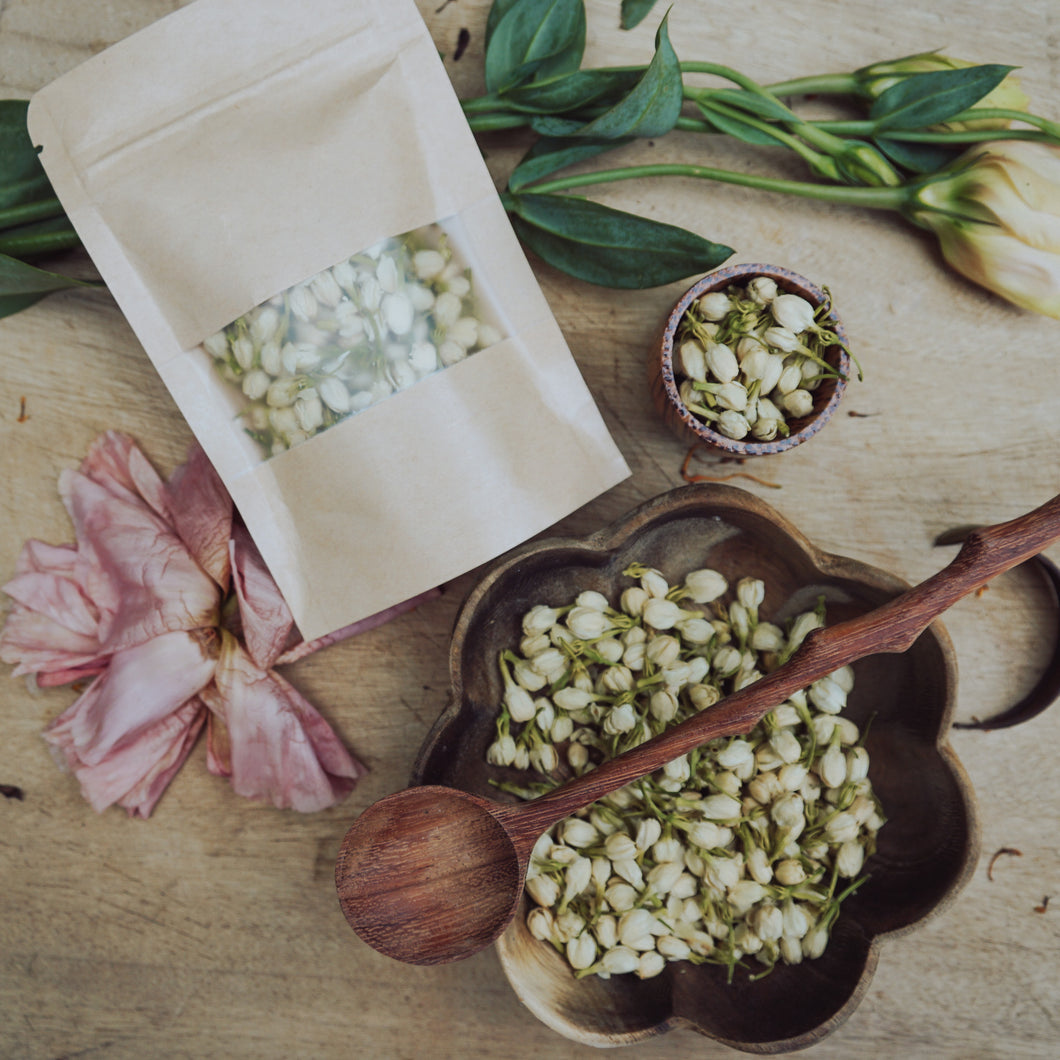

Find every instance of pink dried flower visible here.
[0,431,434,817]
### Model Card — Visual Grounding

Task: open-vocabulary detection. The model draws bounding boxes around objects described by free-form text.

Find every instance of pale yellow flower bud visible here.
[619,585,649,617]
[728,879,768,915]
[776,386,812,418]
[603,703,637,735]
[677,339,708,382]
[642,598,684,630]
[553,687,595,711]
[684,568,727,604]
[288,285,318,322]
[656,934,691,960]
[310,269,345,308]
[504,682,536,723]
[697,291,733,321]
[705,341,739,383]
[605,880,639,911]
[836,839,866,878]
[770,293,816,334]
[567,605,613,640]
[649,688,679,723]
[567,932,597,970]
[601,946,639,975]
[810,675,847,715]
[908,140,1060,319]
[746,275,777,305]
[636,951,666,979]
[762,325,802,353]
[526,873,560,907]
[526,906,554,941]
[718,409,750,440]
[818,742,848,789]
[567,742,589,771]
[438,340,466,366]
[825,811,860,844]
[700,793,742,821]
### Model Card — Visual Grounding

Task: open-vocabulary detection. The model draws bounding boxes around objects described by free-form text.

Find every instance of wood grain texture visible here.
[2,1,1060,1058]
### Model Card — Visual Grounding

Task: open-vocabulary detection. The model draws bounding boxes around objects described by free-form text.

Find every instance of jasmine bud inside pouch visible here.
[28,0,630,639]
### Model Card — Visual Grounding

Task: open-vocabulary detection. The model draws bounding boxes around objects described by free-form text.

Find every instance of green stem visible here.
[520,162,910,211]
[691,91,836,173]
[0,227,81,259]
[765,73,863,98]
[680,62,869,162]
[813,109,1060,144]
[465,111,534,132]
[0,197,66,231]
[462,94,505,115]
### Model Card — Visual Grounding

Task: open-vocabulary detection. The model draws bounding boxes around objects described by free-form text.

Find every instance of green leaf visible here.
[873,135,963,175]
[529,114,592,136]
[0,290,52,318]
[503,192,733,288]
[508,136,632,191]
[620,0,660,29]
[870,64,1015,131]
[486,0,523,48]
[541,11,683,140]
[501,68,643,114]
[0,100,54,210]
[536,3,585,82]
[484,0,587,94]
[0,249,97,308]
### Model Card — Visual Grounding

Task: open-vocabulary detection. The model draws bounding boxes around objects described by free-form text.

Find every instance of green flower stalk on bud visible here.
[460,0,1060,318]
[853,53,1032,132]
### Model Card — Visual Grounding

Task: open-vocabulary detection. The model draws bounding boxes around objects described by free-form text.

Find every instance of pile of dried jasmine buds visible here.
[673,276,848,443]
[484,562,885,983]
[202,223,503,457]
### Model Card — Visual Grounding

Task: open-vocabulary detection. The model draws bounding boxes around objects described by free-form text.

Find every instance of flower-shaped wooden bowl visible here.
[411,484,978,1052]
[650,263,851,455]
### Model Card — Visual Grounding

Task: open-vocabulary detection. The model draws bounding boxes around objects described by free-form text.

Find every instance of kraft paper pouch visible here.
[28,0,630,640]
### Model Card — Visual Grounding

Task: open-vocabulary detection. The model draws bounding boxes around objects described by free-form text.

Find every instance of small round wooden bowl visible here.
[411,484,979,1052]
[650,263,851,455]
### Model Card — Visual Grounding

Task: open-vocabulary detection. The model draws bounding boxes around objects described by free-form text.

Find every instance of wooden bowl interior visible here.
[412,484,977,1052]
[649,264,851,456]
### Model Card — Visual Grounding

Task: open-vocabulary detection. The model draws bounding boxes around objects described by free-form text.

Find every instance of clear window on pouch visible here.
[200,219,506,459]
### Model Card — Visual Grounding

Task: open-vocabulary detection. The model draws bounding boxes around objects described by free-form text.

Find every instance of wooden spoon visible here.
[336,492,1060,965]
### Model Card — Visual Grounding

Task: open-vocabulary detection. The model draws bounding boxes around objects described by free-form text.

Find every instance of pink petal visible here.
[79,431,172,522]
[201,633,365,812]
[0,605,108,677]
[50,698,207,818]
[274,588,441,665]
[44,629,217,767]
[229,524,295,670]
[165,444,233,590]
[0,539,105,677]
[15,538,79,578]
[60,463,219,652]
[36,663,109,688]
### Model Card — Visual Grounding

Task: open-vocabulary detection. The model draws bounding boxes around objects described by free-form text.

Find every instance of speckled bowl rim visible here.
[658,263,851,455]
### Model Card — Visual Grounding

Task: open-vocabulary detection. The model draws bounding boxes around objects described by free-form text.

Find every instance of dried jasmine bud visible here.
[203,222,505,456]
[673,276,849,441]
[484,559,884,985]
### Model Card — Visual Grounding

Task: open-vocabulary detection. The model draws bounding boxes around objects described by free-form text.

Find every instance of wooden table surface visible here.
[2,2,1058,1057]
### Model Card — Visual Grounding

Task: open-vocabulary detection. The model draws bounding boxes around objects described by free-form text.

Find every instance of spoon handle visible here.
[502,491,1060,838]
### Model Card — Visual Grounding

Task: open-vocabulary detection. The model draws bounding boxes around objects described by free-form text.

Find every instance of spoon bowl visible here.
[335,786,524,965]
